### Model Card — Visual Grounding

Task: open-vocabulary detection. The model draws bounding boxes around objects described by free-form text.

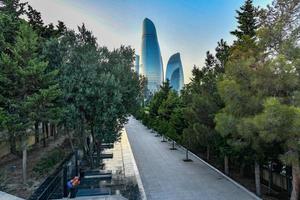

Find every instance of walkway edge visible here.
[176,142,261,200]
[123,128,147,200]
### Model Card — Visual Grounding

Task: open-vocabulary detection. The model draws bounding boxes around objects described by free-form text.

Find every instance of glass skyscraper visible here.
[140,18,164,93]
[166,53,184,92]
[134,54,140,74]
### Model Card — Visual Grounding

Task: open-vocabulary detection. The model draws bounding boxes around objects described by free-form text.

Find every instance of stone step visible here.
[100,143,114,149]
[92,153,113,159]
[84,170,112,176]
[76,188,111,197]
[84,174,112,179]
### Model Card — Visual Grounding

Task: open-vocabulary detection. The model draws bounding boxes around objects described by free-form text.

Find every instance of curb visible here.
[123,129,147,200]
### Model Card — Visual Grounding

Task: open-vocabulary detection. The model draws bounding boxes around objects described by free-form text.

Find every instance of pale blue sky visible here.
[24,0,272,83]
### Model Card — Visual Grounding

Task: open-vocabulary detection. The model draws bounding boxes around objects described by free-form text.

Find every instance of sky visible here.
[22,0,272,83]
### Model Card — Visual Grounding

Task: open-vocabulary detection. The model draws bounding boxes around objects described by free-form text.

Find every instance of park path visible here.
[125,117,259,200]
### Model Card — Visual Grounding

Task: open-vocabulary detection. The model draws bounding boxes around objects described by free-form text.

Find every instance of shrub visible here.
[33,148,66,176]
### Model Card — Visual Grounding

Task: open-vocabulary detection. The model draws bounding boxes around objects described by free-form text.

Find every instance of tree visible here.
[0,0,27,20]
[169,104,185,150]
[253,99,300,200]
[231,0,258,40]
[59,24,142,166]
[216,1,300,197]
[26,5,44,35]
[183,44,225,162]
[1,22,51,183]
[148,80,171,118]
[158,91,180,141]
[215,39,230,73]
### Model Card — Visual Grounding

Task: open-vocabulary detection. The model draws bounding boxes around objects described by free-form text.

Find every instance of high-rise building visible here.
[134,54,140,74]
[166,53,184,92]
[140,18,164,93]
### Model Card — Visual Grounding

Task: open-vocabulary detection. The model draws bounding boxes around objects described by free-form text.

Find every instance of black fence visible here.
[28,152,76,200]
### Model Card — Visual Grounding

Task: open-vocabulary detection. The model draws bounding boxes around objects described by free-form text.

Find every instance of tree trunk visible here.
[53,125,58,140]
[255,160,261,197]
[291,158,300,200]
[66,126,74,152]
[34,122,39,144]
[9,134,17,154]
[224,155,229,175]
[240,162,245,177]
[206,145,210,161]
[45,123,49,138]
[50,124,54,137]
[22,137,27,184]
[42,122,46,147]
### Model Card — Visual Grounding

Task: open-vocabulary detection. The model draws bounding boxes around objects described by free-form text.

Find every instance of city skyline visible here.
[22,0,272,83]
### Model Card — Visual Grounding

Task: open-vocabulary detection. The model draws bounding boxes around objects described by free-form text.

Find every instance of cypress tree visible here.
[231,0,258,40]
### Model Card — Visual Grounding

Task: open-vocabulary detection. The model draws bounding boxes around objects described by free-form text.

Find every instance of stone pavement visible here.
[0,191,24,200]
[125,117,260,200]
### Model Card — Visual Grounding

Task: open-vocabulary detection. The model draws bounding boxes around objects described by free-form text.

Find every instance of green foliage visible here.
[33,147,66,175]
[252,98,300,164]
[231,0,258,40]
[58,24,143,147]
[0,1,144,171]
[0,21,50,139]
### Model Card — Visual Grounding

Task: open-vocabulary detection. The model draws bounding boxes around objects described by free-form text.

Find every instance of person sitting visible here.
[67,176,80,198]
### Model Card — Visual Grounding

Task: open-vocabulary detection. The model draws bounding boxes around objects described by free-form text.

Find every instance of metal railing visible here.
[28,152,75,200]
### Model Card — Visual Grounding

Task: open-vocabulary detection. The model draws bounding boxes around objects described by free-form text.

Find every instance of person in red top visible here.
[67,176,80,198]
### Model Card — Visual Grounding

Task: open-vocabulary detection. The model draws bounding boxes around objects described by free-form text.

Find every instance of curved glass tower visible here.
[134,54,140,74]
[140,18,163,93]
[166,53,184,92]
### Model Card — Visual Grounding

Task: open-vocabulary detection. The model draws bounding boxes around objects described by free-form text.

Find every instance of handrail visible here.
[28,152,75,200]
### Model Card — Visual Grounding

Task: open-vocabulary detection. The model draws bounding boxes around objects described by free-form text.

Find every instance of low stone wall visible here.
[0,135,35,158]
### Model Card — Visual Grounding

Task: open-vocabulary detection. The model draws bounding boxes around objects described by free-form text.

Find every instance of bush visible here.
[33,148,66,176]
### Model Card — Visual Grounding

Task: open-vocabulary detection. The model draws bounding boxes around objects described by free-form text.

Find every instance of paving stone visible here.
[125,117,259,200]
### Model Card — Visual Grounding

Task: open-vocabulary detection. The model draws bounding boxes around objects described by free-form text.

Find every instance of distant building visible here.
[134,54,140,74]
[140,18,164,93]
[166,53,184,92]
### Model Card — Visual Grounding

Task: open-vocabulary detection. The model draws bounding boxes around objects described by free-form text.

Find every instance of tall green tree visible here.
[183,43,226,162]
[231,0,258,40]
[252,99,300,200]
[59,24,142,165]
[1,22,51,183]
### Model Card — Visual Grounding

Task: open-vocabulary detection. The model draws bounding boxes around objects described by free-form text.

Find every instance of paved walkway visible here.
[0,191,24,200]
[125,117,259,200]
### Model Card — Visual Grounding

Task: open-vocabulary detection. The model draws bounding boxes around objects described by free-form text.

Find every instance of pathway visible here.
[125,117,259,200]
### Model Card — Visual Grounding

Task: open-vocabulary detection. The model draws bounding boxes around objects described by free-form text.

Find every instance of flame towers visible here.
[166,53,184,92]
[140,18,164,93]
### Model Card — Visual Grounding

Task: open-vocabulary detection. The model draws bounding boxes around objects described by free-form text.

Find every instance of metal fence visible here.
[28,152,76,200]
